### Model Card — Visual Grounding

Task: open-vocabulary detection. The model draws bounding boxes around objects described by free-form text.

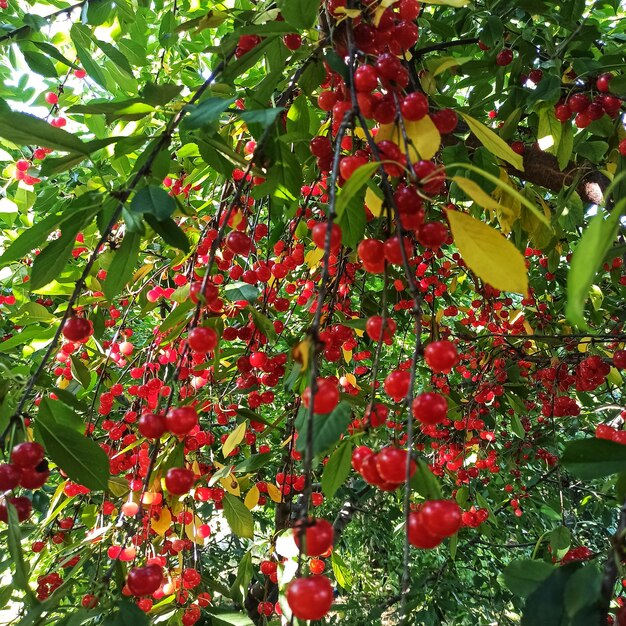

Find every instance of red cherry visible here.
[357,239,385,273]
[424,340,458,373]
[420,500,462,538]
[417,222,448,248]
[351,446,373,472]
[19,468,49,489]
[383,370,411,402]
[407,511,442,548]
[528,69,543,84]
[394,19,419,50]
[496,49,513,66]
[574,111,591,128]
[311,222,342,252]
[412,392,448,425]
[309,136,333,158]
[62,317,93,342]
[567,93,590,113]
[165,467,195,495]
[189,281,219,305]
[188,327,218,353]
[413,160,446,194]
[138,412,167,439]
[354,65,379,93]
[11,442,45,469]
[614,350,626,369]
[318,91,338,112]
[554,104,572,122]
[339,155,368,180]
[365,316,397,343]
[400,92,428,121]
[376,446,416,483]
[16,159,30,172]
[398,0,420,20]
[0,497,32,523]
[225,231,253,257]
[596,72,613,93]
[431,109,458,134]
[283,34,302,50]
[293,518,334,556]
[286,575,333,621]
[0,464,21,490]
[365,403,389,427]
[165,406,198,436]
[359,454,383,485]
[45,92,59,105]
[126,564,164,596]
[302,378,339,414]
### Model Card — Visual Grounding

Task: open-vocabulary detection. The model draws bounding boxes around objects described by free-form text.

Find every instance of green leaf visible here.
[34,403,110,491]
[184,97,236,129]
[239,108,283,128]
[246,306,277,341]
[503,559,554,597]
[410,459,443,500]
[561,437,626,479]
[131,185,176,220]
[321,441,353,498]
[102,601,150,626]
[206,612,255,626]
[527,73,562,106]
[30,219,83,290]
[69,355,91,389]
[566,203,625,329]
[145,215,190,252]
[233,453,272,474]
[295,401,352,457]
[104,231,141,299]
[0,110,89,154]
[141,82,183,106]
[230,551,253,605]
[537,104,562,156]
[564,562,602,617]
[521,566,573,626]
[549,526,571,559]
[557,120,573,170]
[223,282,260,303]
[335,162,381,218]
[32,41,79,69]
[510,413,526,439]
[460,112,524,171]
[277,0,319,28]
[331,550,353,591]
[21,49,58,77]
[7,503,30,593]
[338,195,366,250]
[222,493,254,539]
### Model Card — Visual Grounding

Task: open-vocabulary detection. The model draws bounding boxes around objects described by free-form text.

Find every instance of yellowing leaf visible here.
[292,338,311,371]
[373,0,397,26]
[305,247,324,269]
[222,421,247,458]
[492,169,521,235]
[404,115,441,161]
[453,176,502,211]
[151,508,172,536]
[421,0,469,5]
[460,113,524,171]
[431,56,473,77]
[447,210,528,295]
[244,486,260,510]
[334,7,361,17]
[344,373,358,388]
[266,482,284,503]
[185,515,209,544]
[342,348,352,363]
[220,475,241,496]
[365,187,384,217]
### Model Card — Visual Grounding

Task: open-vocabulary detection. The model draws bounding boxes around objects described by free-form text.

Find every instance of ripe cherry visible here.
[613,350,626,369]
[11,442,45,469]
[383,235,412,265]
[383,370,410,402]
[286,575,333,621]
[188,327,218,353]
[126,565,164,596]
[339,155,368,180]
[311,222,342,252]
[138,412,167,439]
[351,446,373,472]
[0,496,33,523]
[431,109,458,134]
[596,72,613,93]
[554,103,572,122]
[412,392,448,425]
[400,92,428,121]
[302,378,339,414]
[225,231,252,256]
[165,468,195,495]
[19,468,49,490]
[568,93,590,113]
[0,464,21,490]
[309,136,333,158]
[496,49,513,66]
[165,406,198,436]
[62,317,93,343]
[424,340,458,373]
[407,510,442,548]
[354,65,378,92]
[357,239,385,273]
[293,518,334,556]
[366,316,397,344]
[283,34,302,50]
[189,281,219,305]
[420,500,462,537]
[376,446,416,483]
[417,222,448,248]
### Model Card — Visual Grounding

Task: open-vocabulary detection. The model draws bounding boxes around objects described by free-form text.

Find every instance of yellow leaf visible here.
[342,348,352,363]
[266,483,283,503]
[334,7,361,17]
[431,56,473,76]
[365,187,384,217]
[222,421,247,458]
[459,113,524,171]
[453,176,502,211]
[220,475,241,496]
[404,115,441,161]
[191,460,201,475]
[151,508,172,536]
[373,0,397,25]
[185,515,209,545]
[447,211,528,295]
[292,338,311,371]
[244,486,260,510]
[344,373,358,388]
[305,247,324,269]
[577,338,591,353]
[491,169,521,235]
[419,70,437,95]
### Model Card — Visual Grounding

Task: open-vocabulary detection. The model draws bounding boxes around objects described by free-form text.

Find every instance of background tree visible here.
[0,0,624,624]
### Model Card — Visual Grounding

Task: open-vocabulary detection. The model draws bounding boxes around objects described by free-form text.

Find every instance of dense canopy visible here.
[0,0,625,624]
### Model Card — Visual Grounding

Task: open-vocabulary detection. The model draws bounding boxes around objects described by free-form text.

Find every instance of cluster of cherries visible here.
[0,441,48,523]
